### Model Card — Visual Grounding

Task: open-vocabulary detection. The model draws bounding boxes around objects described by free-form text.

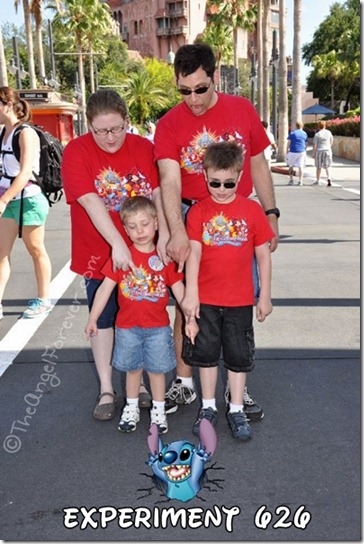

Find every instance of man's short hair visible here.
[174,43,216,80]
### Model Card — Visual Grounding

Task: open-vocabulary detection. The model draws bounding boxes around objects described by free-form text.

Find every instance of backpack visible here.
[0,123,64,205]
[0,124,64,237]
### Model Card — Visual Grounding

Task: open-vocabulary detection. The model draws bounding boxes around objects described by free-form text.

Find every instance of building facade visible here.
[104,0,279,66]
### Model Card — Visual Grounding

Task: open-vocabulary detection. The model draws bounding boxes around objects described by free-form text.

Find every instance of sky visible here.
[1,0,346,84]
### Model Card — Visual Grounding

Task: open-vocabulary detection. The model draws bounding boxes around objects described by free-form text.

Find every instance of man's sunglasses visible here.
[177,81,212,96]
[209,181,237,189]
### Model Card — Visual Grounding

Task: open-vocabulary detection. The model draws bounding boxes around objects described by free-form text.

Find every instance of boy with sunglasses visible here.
[181,141,274,441]
[154,43,279,418]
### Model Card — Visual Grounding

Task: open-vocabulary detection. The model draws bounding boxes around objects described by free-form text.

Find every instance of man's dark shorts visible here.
[183,304,255,373]
[85,278,118,329]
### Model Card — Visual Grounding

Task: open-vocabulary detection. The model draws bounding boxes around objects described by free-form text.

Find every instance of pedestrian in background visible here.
[312,120,334,186]
[154,42,279,419]
[182,141,274,441]
[85,197,198,435]
[262,120,277,170]
[286,121,308,186]
[0,87,52,320]
[62,89,167,421]
[145,121,156,143]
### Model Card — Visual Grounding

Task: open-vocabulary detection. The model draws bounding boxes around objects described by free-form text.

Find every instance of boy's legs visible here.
[118,369,142,432]
[149,372,168,434]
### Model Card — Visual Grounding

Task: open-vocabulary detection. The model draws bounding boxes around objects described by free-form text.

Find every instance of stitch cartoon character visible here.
[147,419,217,502]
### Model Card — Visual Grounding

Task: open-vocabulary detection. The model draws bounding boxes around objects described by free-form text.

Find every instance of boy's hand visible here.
[85,321,98,341]
[181,294,200,321]
[256,299,273,322]
[185,318,199,345]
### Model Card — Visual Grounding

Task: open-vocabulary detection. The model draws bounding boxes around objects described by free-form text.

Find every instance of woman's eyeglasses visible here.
[208,181,237,189]
[92,125,125,136]
[177,81,212,96]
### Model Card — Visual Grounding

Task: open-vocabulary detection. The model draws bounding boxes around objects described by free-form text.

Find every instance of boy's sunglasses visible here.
[177,81,212,96]
[209,181,237,189]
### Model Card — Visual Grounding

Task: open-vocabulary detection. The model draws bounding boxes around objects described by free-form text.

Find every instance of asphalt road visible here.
[0,151,360,541]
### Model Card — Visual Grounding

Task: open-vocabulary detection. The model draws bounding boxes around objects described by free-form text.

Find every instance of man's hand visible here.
[185,318,199,345]
[166,230,191,272]
[267,214,279,252]
[111,242,137,274]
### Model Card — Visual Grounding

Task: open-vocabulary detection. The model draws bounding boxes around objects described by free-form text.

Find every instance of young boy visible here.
[182,141,274,441]
[86,196,198,434]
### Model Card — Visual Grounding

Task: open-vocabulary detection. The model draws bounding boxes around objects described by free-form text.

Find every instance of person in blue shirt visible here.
[286,121,308,186]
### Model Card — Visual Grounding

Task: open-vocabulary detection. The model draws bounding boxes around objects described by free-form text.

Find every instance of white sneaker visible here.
[150,406,168,434]
[0,304,3,320]
[288,179,294,185]
[118,404,140,432]
[22,298,52,318]
[312,181,319,186]
[298,181,303,186]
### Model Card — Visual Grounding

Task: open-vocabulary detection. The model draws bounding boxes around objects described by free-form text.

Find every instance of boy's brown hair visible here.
[120,196,157,223]
[203,141,244,173]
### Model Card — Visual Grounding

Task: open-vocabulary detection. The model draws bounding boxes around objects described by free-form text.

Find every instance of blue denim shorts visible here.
[112,326,176,374]
[183,304,255,373]
[85,278,118,329]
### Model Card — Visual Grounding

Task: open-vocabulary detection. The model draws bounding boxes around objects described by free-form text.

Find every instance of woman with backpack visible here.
[0,87,52,319]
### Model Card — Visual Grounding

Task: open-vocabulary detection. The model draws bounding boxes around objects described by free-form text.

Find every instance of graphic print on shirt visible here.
[120,263,167,302]
[181,127,246,174]
[202,213,248,247]
[94,167,153,211]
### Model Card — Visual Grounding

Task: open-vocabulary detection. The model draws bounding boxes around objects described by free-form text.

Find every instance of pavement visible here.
[0,148,360,541]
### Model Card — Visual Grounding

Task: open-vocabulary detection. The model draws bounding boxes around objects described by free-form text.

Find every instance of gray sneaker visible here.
[165,379,197,414]
[22,298,52,319]
[224,385,264,421]
[227,410,252,441]
[193,407,218,436]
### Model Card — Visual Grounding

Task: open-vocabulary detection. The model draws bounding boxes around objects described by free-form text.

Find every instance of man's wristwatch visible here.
[265,208,280,219]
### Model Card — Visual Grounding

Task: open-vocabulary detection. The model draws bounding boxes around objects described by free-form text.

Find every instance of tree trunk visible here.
[0,25,9,87]
[77,39,87,134]
[23,0,37,88]
[291,0,302,129]
[35,22,46,85]
[262,0,270,124]
[233,27,239,94]
[256,0,263,116]
[89,48,95,94]
[277,0,288,161]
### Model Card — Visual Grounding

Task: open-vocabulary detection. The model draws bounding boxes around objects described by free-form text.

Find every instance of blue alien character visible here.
[147,419,217,502]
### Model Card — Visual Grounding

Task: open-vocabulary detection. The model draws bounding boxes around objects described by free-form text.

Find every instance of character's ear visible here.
[199,418,217,455]
[148,423,163,454]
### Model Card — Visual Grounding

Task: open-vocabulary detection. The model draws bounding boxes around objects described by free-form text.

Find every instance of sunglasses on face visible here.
[208,181,237,189]
[177,81,212,96]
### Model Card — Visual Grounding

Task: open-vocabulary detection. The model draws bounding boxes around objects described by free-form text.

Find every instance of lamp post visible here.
[8,37,27,89]
[271,29,279,140]
[73,72,82,136]
[249,51,257,105]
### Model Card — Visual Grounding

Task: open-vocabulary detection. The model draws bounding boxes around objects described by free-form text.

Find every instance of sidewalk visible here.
[272,144,360,186]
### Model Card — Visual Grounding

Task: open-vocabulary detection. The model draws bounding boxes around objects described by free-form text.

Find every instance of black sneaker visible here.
[192,407,218,436]
[226,410,252,441]
[224,385,264,421]
[165,379,197,414]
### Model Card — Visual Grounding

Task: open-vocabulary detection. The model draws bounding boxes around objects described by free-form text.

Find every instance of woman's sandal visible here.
[93,391,119,421]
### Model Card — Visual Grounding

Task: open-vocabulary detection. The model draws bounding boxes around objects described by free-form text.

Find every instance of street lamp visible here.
[166,49,175,65]
[271,29,279,140]
[8,37,27,89]
[249,51,257,105]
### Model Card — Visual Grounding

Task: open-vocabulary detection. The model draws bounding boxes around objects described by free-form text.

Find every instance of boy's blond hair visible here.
[120,196,156,223]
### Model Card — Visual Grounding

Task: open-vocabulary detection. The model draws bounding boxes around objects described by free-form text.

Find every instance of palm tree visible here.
[51,0,114,133]
[261,0,270,123]
[30,0,46,85]
[312,50,342,110]
[120,70,170,125]
[197,22,233,91]
[14,0,37,88]
[207,0,257,94]
[0,26,9,86]
[277,0,288,161]
[291,0,302,129]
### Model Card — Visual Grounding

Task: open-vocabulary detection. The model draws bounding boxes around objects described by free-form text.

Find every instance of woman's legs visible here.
[316,167,322,184]
[0,218,18,304]
[22,225,51,299]
[90,328,115,405]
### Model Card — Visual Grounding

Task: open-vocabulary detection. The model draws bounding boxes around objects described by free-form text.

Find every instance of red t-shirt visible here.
[186,195,274,306]
[101,247,183,328]
[62,132,159,278]
[154,93,270,202]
